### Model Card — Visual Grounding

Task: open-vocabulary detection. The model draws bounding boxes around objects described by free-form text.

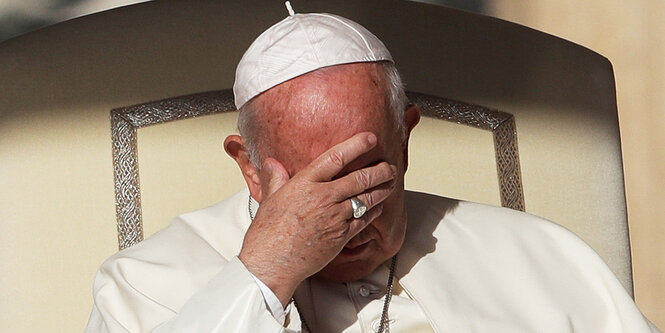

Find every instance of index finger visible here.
[302,132,378,182]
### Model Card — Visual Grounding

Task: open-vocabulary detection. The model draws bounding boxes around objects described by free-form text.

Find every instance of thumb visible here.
[262,157,290,196]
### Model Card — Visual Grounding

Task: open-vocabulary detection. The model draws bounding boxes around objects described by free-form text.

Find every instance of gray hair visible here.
[237,62,408,168]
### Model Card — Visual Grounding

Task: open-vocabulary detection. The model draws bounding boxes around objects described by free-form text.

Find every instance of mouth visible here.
[340,240,371,258]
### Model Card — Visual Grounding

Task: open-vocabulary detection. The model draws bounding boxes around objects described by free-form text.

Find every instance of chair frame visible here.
[111,90,524,249]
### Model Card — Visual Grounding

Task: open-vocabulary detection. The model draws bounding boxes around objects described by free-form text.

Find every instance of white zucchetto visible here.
[233,7,393,109]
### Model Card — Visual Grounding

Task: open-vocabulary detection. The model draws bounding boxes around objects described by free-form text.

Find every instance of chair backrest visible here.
[110,79,631,299]
[0,1,631,332]
[111,91,526,249]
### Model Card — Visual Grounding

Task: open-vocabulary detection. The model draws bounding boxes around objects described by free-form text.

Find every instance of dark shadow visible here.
[0,0,615,118]
[0,0,119,42]
[410,0,485,14]
[398,191,459,278]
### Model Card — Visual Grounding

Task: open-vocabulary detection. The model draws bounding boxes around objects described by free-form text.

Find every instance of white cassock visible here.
[85,189,661,332]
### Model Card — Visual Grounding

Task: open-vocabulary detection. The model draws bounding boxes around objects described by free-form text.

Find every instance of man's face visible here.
[253,63,409,282]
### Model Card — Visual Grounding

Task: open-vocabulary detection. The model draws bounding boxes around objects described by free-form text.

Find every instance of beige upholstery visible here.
[0,0,630,331]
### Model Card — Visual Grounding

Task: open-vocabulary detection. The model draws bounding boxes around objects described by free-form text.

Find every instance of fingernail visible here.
[390,165,397,175]
[367,133,377,145]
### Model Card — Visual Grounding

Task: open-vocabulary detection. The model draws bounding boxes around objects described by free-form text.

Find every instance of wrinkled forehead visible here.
[255,63,394,174]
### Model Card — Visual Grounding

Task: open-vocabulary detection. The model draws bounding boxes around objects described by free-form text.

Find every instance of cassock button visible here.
[359,285,370,297]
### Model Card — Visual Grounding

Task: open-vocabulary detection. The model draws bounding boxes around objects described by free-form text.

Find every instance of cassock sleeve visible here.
[85,256,294,333]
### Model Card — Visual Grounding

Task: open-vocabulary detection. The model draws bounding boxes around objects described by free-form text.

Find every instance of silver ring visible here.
[350,197,368,219]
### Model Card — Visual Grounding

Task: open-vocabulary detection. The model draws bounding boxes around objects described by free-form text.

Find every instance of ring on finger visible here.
[350,196,368,219]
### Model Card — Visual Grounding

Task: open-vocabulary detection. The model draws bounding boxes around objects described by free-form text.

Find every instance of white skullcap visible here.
[233,6,393,109]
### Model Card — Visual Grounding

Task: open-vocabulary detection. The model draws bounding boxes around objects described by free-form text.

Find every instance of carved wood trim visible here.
[111,90,524,249]
[407,92,525,211]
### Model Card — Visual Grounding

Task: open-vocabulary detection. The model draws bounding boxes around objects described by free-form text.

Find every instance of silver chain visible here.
[248,195,396,332]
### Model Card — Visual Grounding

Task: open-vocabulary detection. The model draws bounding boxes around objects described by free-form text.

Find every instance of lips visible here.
[340,241,370,257]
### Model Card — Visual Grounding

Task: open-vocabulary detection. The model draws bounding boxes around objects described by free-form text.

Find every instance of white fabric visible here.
[304,260,434,332]
[252,259,434,332]
[233,13,393,109]
[250,272,288,325]
[85,189,661,332]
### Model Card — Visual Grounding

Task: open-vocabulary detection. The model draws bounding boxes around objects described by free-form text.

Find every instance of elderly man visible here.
[86,8,660,333]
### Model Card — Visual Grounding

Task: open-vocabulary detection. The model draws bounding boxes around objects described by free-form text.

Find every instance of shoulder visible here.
[403,190,625,291]
[93,189,251,308]
[406,190,552,226]
[403,190,613,279]
[401,191,653,331]
[105,188,250,264]
[405,190,581,247]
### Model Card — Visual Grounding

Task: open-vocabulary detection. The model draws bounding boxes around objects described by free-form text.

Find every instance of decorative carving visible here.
[111,112,142,250]
[407,92,525,211]
[493,117,525,211]
[111,90,525,249]
[111,90,236,250]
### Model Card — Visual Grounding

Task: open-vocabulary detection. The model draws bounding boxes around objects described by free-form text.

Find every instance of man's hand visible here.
[238,132,396,306]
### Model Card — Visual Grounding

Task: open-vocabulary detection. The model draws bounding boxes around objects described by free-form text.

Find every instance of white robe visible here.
[85,189,660,332]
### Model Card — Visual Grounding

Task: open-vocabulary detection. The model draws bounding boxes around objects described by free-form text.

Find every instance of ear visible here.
[224,135,264,202]
[402,104,421,171]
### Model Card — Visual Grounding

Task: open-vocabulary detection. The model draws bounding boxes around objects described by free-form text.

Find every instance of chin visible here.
[315,260,380,283]
[314,240,393,282]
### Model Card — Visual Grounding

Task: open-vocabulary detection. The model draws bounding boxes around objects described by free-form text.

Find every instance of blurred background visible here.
[1,0,662,329]
[0,0,147,41]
